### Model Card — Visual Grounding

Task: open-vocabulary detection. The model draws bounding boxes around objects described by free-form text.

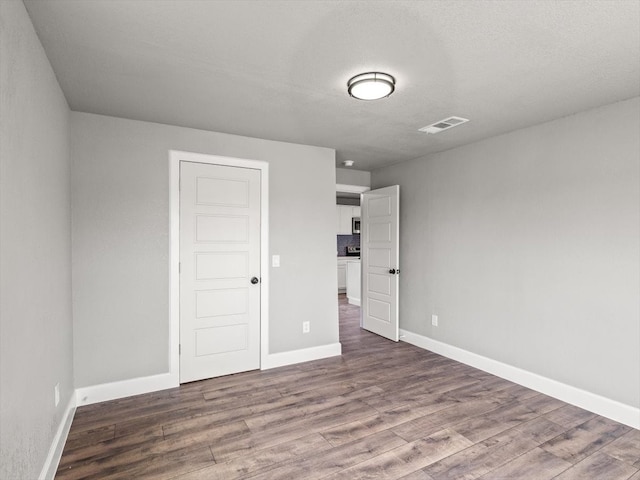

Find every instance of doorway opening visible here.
[338,292,362,351]
[336,183,368,340]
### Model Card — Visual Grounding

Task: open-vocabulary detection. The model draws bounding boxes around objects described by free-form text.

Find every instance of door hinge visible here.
[179,344,181,355]
[178,262,181,273]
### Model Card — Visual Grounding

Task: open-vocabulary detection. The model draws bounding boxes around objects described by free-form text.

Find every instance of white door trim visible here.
[169,150,269,384]
[336,184,370,194]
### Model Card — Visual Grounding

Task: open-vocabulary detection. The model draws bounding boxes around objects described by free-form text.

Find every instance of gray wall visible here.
[336,167,371,187]
[71,112,339,388]
[0,1,73,478]
[337,196,360,206]
[372,97,640,408]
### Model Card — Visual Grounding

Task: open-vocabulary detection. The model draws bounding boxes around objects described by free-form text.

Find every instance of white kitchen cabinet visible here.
[336,205,360,235]
[346,259,361,306]
[336,205,343,234]
[337,258,347,292]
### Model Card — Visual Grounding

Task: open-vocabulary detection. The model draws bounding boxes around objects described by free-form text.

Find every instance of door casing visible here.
[169,150,269,384]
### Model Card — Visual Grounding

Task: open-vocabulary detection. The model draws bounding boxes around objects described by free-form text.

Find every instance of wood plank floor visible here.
[57,294,639,479]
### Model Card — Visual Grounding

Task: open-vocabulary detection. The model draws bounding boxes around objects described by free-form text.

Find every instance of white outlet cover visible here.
[431,315,438,326]
[302,321,310,333]
[272,255,280,267]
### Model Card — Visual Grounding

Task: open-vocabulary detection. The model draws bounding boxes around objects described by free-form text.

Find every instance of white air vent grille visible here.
[419,116,469,134]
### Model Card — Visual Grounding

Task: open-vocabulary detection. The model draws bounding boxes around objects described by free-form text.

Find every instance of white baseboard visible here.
[399,329,640,430]
[75,372,178,407]
[39,394,76,480]
[347,297,361,307]
[74,343,344,407]
[262,342,342,370]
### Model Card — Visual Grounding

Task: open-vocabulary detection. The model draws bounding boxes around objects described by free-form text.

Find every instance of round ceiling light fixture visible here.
[347,72,395,100]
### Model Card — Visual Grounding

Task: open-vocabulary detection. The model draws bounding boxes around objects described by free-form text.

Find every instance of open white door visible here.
[361,185,399,341]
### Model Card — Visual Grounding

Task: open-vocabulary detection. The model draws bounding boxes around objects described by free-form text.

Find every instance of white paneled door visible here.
[180,161,261,382]
[361,185,399,341]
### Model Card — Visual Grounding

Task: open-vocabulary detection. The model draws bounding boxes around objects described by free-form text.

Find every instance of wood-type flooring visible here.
[56,294,640,479]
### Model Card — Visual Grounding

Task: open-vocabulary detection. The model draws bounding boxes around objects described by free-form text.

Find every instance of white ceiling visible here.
[24,0,640,171]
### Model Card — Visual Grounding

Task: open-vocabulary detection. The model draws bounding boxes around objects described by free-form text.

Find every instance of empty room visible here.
[1,1,639,479]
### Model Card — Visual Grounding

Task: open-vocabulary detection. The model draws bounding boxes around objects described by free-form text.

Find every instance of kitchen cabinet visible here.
[346,259,361,306]
[336,205,361,235]
[337,258,347,292]
[336,205,343,234]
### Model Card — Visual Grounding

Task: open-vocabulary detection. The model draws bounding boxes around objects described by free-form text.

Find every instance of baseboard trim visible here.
[74,342,345,405]
[74,343,344,406]
[399,329,640,429]
[75,372,178,407]
[347,297,361,307]
[39,394,76,480]
[262,342,342,370]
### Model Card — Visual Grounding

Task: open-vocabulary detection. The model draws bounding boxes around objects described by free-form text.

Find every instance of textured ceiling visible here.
[24,0,640,171]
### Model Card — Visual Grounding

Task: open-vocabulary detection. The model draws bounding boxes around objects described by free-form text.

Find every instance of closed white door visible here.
[361,185,399,341]
[180,161,261,382]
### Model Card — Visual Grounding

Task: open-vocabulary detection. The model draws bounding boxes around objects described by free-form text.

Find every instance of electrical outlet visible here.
[54,383,60,407]
[302,321,310,333]
[431,314,438,327]
[272,255,280,267]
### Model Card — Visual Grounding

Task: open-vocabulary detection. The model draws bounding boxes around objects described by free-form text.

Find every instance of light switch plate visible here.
[272,255,280,267]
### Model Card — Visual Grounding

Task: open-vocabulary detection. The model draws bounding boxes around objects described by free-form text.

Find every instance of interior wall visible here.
[372,97,640,408]
[337,196,360,206]
[71,112,338,388]
[336,167,371,187]
[0,1,73,478]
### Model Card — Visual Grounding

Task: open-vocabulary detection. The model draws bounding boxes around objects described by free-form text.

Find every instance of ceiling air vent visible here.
[419,116,469,134]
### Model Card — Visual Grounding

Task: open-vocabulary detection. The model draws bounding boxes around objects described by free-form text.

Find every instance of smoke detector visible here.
[419,116,469,134]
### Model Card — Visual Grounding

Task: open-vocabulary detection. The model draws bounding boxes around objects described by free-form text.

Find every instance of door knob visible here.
[388,269,396,274]
[251,277,260,284]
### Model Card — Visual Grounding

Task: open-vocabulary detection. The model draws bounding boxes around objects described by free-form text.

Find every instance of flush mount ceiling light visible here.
[347,72,395,100]
[343,160,355,167]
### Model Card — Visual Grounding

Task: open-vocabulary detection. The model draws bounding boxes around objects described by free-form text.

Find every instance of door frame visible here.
[169,150,269,384]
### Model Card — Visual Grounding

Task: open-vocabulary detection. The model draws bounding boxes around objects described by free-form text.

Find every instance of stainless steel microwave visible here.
[352,217,361,234]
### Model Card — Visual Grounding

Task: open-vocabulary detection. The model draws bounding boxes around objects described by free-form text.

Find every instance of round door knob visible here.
[251,277,260,284]
[389,269,396,274]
